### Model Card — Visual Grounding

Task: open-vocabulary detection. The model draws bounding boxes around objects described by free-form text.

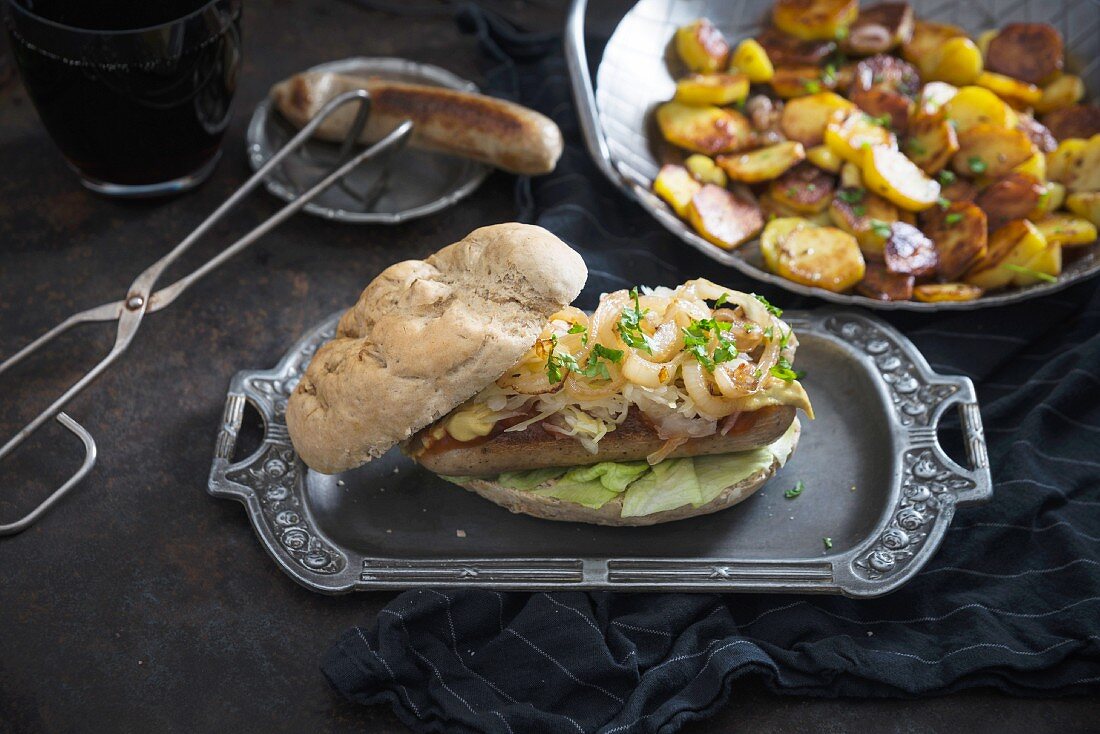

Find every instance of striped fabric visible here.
[323,7,1100,732]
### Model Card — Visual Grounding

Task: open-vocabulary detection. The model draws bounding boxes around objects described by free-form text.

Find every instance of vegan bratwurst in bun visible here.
[286,223,813,526]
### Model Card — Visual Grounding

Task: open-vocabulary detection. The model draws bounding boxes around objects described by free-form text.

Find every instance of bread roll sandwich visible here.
[286,223,813,526]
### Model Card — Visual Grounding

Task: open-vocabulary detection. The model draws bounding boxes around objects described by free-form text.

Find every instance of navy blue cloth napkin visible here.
[323,5,1100,732]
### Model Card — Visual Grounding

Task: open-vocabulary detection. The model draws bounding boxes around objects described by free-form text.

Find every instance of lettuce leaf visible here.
[496,467,568,489]
[620,458,701,517]
[564,461,650,491]
[532,477,622,508]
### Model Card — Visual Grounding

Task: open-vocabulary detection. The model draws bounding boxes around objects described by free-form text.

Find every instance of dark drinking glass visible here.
[2,0,242,197]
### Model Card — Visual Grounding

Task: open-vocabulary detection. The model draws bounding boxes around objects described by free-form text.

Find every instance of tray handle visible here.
[565,0,624,189]
[948,399,992,505]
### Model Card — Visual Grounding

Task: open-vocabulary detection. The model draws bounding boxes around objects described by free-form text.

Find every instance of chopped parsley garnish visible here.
[835,26,849,40]
[617,287,654,353]
[906,138,927,156]
[945,212,963,225]
[683,318,737,372]
[869,219,893,239]
[937,169,956,185]
[752,293,783,317]
[1002,263,1057,283]
[786,186,799,197]
[936,196,951,210]
[784,480,804,499]
[779,327,793,350]
[545,336,623,384]
[807,183,817,192]
[803,79,822,93]
[714,292,729,308]
[838,188,864,204]
[852,204,867,217]
[763,325,775,339]
[567,321,588,345]
[591,343,624,363]
[968,156,987,174]
[822,63,837,86]
[823,537,834,550]
[769,356,804,382]
[864,113,892,129]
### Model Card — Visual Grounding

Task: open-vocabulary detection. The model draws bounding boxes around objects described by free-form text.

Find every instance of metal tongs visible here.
[0,90,413,536]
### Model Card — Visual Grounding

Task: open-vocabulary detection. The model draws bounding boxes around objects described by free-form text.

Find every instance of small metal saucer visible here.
[246,57,492,224]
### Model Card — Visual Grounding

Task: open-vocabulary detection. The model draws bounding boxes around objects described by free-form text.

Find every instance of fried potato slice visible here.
[964,219,1047,291]
[780,92,855,146]
[842,2,915,56]
[755,28,835,66]
[676,18,730,73]
[925,37,983,86]
[825,111,897,164]
[731,38,775,82]
[984,23,1064,86]
[942,86,1016,134]
[772,0,858,41]
[1066,191,1100,227]
[863,145,941,211]
[951,125,1035,179]
[774,225,866,291]
[916,82,959,114]
[1034,75,1086,115]
[653,164,702,217]
[1046,134,1100,193]
[905,109,959,174]
[769,162,836,213]
[717,141,806,183]
[974,172,1045,232]
[760,217,812,272]
[913,283,984,302]
[976,71,1042,106]
[902,20,965,73]
[884,221,937,276]
[770,65,836,98]
[857,261,915,300]
[674,73,750,106]
[806,144,843,172]
[684,154,728,186]
[686,184,764,249]
[921,200,987,280]
[829,186,900,256]
[656,102,754,155]
[1042,105,1100,143]
[1033,213,1098,248]
[1011,242,1062,286]
[1016,114,1058,154]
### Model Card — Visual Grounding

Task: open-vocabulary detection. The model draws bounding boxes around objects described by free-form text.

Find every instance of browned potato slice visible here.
[1050,134,1100,193]
[686,184,764,249]
[770,162,837,213]
[939,176,977,203]
[807,144,844,172]
[901,20,965,76]
[1034,75,1086,115]
[1067,191,1100,227]
[976,72,1042,106]
[780,92,855,146]
[717,141,806,183]
[775,226,866,290]
[772,0,858,41]
[926,37,983,86]
[825,111,897,163]
[905,109,959,174]
[653,164,702,217]
[913,283,983,302]
[675,18,730,73]
[828,186,900,256]
[1016,114,1058,154]
[1042,105,1100,143]
[851,87,912,134]
[842,2,915,56]
[684,154,728,186]
[857,261,915,300]
[916,82,959,115]
[674,73,750,106]
[1033,213,1098,248]
[656,102,754,155]
[770,65,837,98]
[884,221,937,276]
[964,219,1047,291]
[942,86,1015,133]
[1046,138,1088,184]
[744,95,784,137]
[985,23,1064,85]
[951,125,1035,179]
[850,55,921,99]
[759,194,834,225]
[863,145,941,211]
[921,201,988,279]
[731,39,776,83]
[1012,242,1061,286]
[755,28,836,66]
[974,172,1044,232]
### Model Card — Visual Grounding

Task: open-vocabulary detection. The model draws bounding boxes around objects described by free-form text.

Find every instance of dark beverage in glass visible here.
[2,0,242,197]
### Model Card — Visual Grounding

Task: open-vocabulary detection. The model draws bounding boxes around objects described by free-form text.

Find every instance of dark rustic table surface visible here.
[0,1,1096,732]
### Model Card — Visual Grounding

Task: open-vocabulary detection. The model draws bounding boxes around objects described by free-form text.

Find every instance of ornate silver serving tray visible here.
[246,57,491,224]
[565,0,1100,309]
[208,309,992,596]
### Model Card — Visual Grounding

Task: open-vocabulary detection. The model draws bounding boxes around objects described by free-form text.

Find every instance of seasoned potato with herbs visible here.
[902,21,965,77]
[1046,134,1100,192]
[1034,76,1086,115]
[686,185,764,249]
[863,145,941,211]
[717,141,806,183]
[1067,191,1100,227]
[913,283,983,302]
[942,86,1015,133]
[884,221,938,276]
[857,261,915,301]
[1042,105,1100,143]
[755,28,835,67]
[653,164,702,217]
[684,155,728,186]
[843,2,915,56]
[759,216,811,272]
[939,174,978,203]
[984,23,1063,85]
[976,71,1042,106]
[975,172,1045,232]
[1010,241,1062,286]
[769,162,836,213]
[674,73,750,106]
[770,65,837,98]
[1035,182,1067,217]
[1046,137,1088,184]
[905,110,959,174]
[772,0,858,41]
[675,18,730,73]
[916,81,959,114]
[922,201,988,279]
[780,92,855,146]
[774,225,867,291]
[951,125,1035,179]
[1034,213,1098,248]
[829,186,901,256]
[731,38,775,82]
[965,219,1047,290]
[825,111,897,164]
[806,144,843,172]
[656,102,754,155]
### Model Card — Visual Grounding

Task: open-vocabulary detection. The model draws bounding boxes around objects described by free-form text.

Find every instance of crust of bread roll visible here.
[270,71,563,175]
[450,420,800,526]
[408,405,796,476]
[285,224,587,474]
